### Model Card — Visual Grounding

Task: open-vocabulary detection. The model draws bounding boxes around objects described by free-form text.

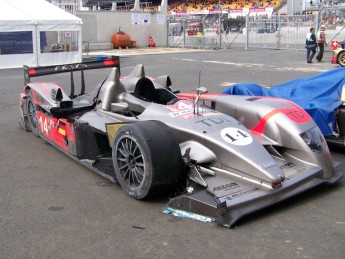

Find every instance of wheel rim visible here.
[28,98,37,129]
[115,136,145,190]
[339,53,345,66]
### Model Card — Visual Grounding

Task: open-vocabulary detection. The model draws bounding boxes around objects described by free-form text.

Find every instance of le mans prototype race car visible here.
[19,56,343,227]
[331,40,345,67]
[220,67,345,148]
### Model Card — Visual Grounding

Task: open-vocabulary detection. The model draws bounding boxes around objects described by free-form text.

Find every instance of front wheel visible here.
[337,50,345,67]
[112,121,183,200]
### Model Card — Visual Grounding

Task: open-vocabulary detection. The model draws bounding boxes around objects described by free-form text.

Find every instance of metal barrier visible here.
[169,35,220,49]
[168,13,224,49]
[168,11,345,51]
[246,15,316,50]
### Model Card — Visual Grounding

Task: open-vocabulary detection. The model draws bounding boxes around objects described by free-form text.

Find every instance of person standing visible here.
[306,27,317,63]
[316,25,328,62]
[275,28,282,50]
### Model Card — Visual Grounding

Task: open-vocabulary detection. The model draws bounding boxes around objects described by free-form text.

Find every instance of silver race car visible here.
[19,56,343,227]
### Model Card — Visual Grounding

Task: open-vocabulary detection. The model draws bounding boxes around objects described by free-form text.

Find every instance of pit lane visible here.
[0,49,344,258]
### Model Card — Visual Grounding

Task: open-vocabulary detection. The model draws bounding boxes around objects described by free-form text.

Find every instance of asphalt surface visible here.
[1,48,345,258]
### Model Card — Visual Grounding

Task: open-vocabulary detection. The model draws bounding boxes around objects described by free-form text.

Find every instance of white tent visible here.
[0,0,82,69]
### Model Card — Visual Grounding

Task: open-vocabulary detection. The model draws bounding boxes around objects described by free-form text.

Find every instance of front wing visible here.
[165,162,343,227]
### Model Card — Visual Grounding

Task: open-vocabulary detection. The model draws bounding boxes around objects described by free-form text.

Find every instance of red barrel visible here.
[112,33,131,49]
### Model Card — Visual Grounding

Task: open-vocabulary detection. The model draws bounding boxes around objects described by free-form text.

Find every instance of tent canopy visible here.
[0,0,82,26]
[0,0,82,69]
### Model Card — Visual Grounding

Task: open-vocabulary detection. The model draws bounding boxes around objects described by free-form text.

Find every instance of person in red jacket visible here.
[316,25,328,62]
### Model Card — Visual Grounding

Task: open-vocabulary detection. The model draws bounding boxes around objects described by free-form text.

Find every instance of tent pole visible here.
[35,23,39,66]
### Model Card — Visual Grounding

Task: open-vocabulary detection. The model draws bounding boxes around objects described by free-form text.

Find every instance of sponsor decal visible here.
[168,109,195,119]
[221,127,253,145]
[166,100,193,112]
[282,108,310,123]
[260,161,276,170]
[280,161,295,170]
[195,116,232,126]
[166,100,196,119]
[166,100,218,119]
[284,165,307,179]
[224,187,260,200]
[36,112,73,151]
[213,182,240,192]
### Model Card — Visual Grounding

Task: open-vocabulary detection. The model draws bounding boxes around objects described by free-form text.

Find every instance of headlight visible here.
[300,127,325,152]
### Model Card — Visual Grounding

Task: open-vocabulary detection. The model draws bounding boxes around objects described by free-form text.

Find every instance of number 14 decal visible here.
[38,115,53,135]
[221,127,253,146]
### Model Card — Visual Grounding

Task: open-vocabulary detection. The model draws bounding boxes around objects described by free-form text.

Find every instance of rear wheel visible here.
[337,50,345,67]
[26,90,39,137]
[112,121,183,200]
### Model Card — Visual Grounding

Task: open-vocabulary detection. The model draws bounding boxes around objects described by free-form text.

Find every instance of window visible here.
[0,31,33,55]
[40,31,79,53]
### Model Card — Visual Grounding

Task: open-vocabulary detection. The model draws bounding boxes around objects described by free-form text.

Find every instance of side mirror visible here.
[194,87,208,107]
[111,102,128,112]
[196,87,208,95]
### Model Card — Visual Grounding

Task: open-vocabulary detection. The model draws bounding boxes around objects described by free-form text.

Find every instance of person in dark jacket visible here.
[306,27,317,63]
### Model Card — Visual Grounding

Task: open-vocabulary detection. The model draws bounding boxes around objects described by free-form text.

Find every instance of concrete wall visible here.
[76,11,168,48]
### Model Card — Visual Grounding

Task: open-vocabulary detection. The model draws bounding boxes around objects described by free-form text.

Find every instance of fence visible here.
[247,14,316,50]
[168,9,345,51]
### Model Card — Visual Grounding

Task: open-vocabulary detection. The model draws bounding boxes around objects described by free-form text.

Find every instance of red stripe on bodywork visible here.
[251,107,311,134]
[251,109,281,133]
[178,93,223,99]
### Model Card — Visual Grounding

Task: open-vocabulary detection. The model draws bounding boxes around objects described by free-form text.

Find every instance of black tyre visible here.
[26,90,39,137]
[337,50,345,67]
[112,121,183,200]
[336,106,345,137]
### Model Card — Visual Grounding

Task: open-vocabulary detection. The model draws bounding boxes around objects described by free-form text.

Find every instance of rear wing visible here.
[23,56,120,98]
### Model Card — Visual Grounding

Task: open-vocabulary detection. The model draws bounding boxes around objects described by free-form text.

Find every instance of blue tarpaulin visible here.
[222,67,345,136]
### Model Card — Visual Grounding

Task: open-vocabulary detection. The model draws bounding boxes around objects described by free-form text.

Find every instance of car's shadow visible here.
[230,179,344,229]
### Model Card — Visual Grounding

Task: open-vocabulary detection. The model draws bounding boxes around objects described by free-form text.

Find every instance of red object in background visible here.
[148,36,156,47]
[331,40,339,51]
[112,33,131,49]
[332,55,337,64]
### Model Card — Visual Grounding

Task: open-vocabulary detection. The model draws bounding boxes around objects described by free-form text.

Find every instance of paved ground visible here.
[1,48,344,258]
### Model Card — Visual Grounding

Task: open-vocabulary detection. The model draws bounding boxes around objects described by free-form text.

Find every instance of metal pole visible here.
[219,0,222,49]
[245,14,249,50]
[183,17,186,48]
[317,5,324,32]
